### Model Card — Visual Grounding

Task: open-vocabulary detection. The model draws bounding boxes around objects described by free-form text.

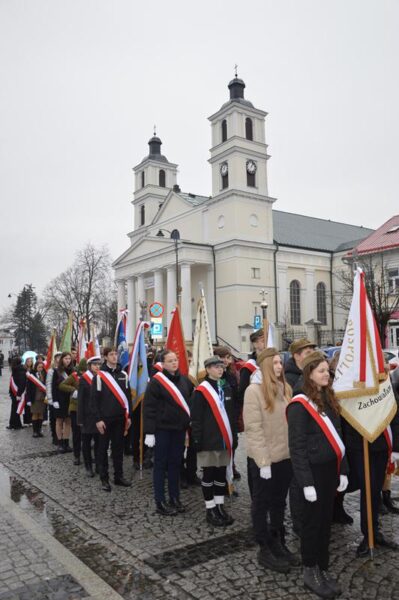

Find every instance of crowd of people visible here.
[5,332,399,599]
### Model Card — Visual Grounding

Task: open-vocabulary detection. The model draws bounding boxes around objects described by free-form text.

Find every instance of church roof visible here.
[349,214,399,256]
[272,210,374,252]
[178,192,210,206]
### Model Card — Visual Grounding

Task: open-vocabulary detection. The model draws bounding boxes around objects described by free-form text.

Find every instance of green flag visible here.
[60,313,72,352]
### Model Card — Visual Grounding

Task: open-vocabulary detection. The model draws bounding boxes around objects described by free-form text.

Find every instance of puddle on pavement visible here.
[0,463,163,597]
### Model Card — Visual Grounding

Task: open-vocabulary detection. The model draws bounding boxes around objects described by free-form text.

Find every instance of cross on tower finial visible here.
[234,64,238,78]
[153,124,157,136]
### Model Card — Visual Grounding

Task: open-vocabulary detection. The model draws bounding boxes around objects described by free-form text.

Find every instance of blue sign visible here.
[150,321,163,338]
[253,315,262,330]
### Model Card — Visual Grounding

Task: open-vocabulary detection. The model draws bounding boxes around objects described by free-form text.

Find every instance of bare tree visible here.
[335,252,399,346]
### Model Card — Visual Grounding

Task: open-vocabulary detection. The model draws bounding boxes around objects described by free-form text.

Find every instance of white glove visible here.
[53,402,60,409]
[391,452,399,462]
[72,390,78,399]
[145,434,155,448]
[260,466,272,480]
[27,402,32,407]
[337,475,348,492]
[303,486,317,502]
[48,399,53,406]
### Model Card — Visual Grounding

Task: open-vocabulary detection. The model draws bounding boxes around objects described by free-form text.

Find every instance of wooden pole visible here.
[139,401,144,480]
[363,437,374,559]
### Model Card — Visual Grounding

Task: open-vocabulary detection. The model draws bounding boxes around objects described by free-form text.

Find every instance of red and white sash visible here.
[10,376,18,397]
[17,391,27,415]
[196,381,233,454]
[154,372,190,416]
[290,394,346,472]
[97,371,130,421]
[154,362,163,372]
[82,371,93,386]
[384,426,395,474]
[243,359,257,374]
[26,372,46,394]
[71,372,79,384]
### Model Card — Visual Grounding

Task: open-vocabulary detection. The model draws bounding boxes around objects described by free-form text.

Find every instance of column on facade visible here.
[305,269,315,322]
[277,267,287,324]
[126,277,136,344]
[117,279,126,314]
[154,269,164,306]
[166,267,176,328]
[180,263,192,341]
[206,264,216,342]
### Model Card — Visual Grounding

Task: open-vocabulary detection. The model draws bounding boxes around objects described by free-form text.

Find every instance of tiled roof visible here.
[273,210,373,252]
[350,214,399,255]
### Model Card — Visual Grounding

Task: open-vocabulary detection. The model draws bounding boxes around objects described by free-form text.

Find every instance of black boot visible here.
[333,493,353,524]
[268,530,292,569]
[63,439,73,453]
[156,501,177,516]
[382,490,399,514]
[277,527,301,566]
[58,439,65,453]
[320,570,342,595]
[356,536,370,558]
[378,495,389,515]
[303,566,335,599]
[216,504,234,525]
[32,421,39,438]
[206,507,225,526]
[85,462,95,477]
[257,544,290,574]
[37,420,44,437]
[101,479,111,492]
[169,498,186,513]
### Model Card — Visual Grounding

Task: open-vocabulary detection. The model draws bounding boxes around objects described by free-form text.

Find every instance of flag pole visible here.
[139,401,144,480]
[260,289,269,347]
[363,437,375,558]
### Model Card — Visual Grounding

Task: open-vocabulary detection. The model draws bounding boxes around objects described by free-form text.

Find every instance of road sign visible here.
[149,302,164,318]
[253,315,262,330]
[150,321,163,339]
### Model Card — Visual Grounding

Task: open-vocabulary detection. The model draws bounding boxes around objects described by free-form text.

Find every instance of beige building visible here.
[113,76,372,354]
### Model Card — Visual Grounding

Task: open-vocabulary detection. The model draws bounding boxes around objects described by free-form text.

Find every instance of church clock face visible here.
[246,160,257,174]
[220,162,228,176]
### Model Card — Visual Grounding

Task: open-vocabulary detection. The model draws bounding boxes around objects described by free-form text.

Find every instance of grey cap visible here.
[204,356,224,368]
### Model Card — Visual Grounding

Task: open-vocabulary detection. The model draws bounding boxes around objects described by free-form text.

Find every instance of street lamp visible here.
[156,228,181,305]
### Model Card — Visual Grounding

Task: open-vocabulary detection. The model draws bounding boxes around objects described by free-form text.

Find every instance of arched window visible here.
[159,169,166,187]
[222,172,229,190]
[141,171,145,188]
[290,280,301,325]
[140,205,145,226]
[316,282,327,325]
[245,117,253,141]
[247,171,256,187]
[221,119,227,142]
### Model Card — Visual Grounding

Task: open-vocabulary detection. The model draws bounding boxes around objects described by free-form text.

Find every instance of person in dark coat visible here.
[287,351,349,599]
[7,356,25,430]
[26,360,46,438]
[285,338,316,536]
[0,350,4,376]
[77,356,101,477]
[191,356,237,527]
[91,347,132,492]
[143,349,193,515]
[52,352,74,453]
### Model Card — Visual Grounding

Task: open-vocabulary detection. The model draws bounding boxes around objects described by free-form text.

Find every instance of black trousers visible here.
[70,411,82,458]
[201,466,227,501]
[301,460,338,571]
[49,405,57,441]
[82,432,99,470]
[97,417,125,481]
[249,457,292,545]
[289,475,306,535]
[9,398,22,429]
[181,430,198,483]
[350,449,388,537]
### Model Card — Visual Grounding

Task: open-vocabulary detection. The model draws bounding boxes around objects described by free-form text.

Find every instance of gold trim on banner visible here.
[340,401,397,443]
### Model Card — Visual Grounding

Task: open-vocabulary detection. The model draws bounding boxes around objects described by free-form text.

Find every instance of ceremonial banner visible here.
[44,330,57,372]
[115,309,129,368]
[333,269,397,442]
[86,324,101,359]
[77,319,88,362]
[128,321,149,409]
[60,313,73,353]
[166,306,189,376]
[190,293,213,380]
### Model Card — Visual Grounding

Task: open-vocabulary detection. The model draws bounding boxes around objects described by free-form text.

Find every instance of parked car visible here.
[320,346,342,360]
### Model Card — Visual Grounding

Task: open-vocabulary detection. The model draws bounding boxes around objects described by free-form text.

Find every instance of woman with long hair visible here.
[287,351,349,599]
[23,356,34,425]
[244,347,297,573]
[26,360,47,438]
[52,352,73,453]
[7,356,25,430]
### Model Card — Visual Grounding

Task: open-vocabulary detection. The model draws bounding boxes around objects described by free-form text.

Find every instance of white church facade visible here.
[113,76,372,354]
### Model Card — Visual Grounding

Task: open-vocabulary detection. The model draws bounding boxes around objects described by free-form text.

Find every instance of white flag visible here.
[333,268,397,442]
[190,293,213,380]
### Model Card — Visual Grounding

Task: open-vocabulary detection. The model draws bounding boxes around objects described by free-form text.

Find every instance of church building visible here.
[113,76,373,353]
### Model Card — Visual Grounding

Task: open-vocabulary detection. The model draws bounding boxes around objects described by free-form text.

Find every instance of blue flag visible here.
[115,309,129,368]
[128,321,149,409]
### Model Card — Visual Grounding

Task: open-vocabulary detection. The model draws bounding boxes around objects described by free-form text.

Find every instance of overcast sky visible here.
[1,0,398,313]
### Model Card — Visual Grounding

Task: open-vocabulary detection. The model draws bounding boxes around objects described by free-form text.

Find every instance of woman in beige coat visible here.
[244,347,298,573]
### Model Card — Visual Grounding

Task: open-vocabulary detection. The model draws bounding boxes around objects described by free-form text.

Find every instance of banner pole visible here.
[363,437,374,559]
[139,402,144,480]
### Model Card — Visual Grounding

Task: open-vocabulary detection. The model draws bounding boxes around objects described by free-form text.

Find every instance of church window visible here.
[140,205,145,226]
[290,280,301,325]
[247,171,256,187]
[251,268,261,279]
[222,172,229,189]
[316,282,327,325]
[159,169,166,187]
[245,117,253,141]
[217,215,225,229]
[221,119,227,142]
[141,171,145,188]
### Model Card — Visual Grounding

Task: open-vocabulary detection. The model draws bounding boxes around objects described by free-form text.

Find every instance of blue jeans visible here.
[153,429,185,502]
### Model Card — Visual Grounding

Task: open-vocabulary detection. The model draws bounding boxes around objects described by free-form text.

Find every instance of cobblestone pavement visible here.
[1,367,399,599]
